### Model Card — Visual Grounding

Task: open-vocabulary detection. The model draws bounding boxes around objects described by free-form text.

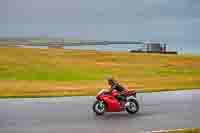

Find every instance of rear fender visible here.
[126,95,137,101]
[131,91,137,98]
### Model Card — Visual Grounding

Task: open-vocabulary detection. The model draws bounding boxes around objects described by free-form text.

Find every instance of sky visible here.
[1,0,200,53]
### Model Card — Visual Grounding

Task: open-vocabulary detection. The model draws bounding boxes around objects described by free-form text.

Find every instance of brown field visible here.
[0,47,200,97]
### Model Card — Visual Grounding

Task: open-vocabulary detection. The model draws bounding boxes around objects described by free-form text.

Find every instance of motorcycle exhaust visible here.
[125,102,130,107]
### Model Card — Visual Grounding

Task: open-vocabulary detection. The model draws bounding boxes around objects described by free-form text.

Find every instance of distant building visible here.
[48,40,64,48]
[144,43,166,53]
[130,43,177,54]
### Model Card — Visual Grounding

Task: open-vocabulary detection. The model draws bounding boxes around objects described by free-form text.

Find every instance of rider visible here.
[107,77,127,104]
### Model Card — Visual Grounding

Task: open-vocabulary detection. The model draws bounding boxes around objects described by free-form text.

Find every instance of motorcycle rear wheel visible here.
[126,99,139,114]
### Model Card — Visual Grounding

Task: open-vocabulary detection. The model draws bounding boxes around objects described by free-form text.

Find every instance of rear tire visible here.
[126,99,139,114]
[93,101,106,115]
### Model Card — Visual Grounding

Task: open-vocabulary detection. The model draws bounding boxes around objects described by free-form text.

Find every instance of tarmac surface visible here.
[0,90,199,133]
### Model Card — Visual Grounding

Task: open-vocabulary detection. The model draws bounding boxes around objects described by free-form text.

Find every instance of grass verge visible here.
[151,128,200,133]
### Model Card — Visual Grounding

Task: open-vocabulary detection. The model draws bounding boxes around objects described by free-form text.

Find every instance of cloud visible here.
[0,0,199,42]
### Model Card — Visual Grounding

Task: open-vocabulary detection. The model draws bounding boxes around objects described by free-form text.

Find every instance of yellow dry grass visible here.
[0,47,200,97]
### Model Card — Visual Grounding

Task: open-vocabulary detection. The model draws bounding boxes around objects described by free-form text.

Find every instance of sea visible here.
[20,43,200,55]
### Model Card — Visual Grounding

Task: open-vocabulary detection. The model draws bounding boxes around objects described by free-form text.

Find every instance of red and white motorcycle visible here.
[93,88,139,115]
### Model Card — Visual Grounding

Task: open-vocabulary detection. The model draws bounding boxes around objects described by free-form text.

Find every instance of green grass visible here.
[0,49,112,81]
[0,63,110,81]
[156,128,200,133]
[0,47,200,97]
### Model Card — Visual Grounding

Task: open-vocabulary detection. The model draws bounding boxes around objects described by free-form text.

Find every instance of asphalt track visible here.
[0,90,199,133]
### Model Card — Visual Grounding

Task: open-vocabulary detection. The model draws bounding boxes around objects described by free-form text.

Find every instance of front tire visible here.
[93,101,106,115]
[126,99,139,114]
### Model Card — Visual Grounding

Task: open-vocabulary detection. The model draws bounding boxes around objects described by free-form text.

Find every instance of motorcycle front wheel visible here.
[93,101,106,115]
